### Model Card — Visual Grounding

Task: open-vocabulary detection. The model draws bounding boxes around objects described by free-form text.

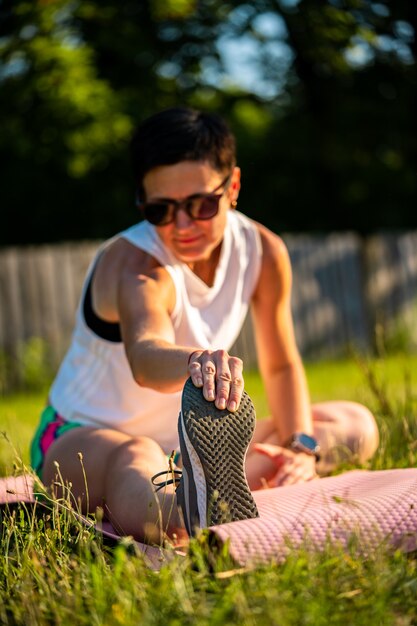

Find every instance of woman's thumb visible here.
[252,443,287,467]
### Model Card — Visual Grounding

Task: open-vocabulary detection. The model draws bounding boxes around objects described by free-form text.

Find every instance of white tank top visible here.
[49,210,262,453]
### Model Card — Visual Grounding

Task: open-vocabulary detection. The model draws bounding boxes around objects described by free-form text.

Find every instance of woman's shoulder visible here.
[239,216,288,261]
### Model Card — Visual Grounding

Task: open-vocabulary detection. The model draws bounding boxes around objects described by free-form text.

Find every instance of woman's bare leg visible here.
[42,427,183,543]
[312,401,379,473]
[245,401,379,489]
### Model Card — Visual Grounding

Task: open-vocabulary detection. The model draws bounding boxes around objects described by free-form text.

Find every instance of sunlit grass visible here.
[1,355,417,624]
[1,472,417,625]
[0,386,48,474]
[246,352,417,417]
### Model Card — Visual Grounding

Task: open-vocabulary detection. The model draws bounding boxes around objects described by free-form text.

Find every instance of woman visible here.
[30,107,379,542]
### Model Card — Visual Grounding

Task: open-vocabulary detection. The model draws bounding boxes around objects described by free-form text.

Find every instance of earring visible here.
[231,200,238,208]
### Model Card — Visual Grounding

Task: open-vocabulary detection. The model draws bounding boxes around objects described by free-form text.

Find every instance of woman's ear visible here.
[230,166,241,208]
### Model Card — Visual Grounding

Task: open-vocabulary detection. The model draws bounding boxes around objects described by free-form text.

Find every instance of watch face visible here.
[298,433,318,451]
[290,433,320,459]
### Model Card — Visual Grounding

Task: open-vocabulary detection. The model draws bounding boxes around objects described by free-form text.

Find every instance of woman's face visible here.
[142,161,240,266]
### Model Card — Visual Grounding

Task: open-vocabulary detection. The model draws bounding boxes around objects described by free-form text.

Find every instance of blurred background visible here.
[0,0,416,392]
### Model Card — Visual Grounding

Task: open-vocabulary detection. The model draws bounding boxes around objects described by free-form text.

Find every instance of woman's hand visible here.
[253,442,318,487]
[187,349,244,412]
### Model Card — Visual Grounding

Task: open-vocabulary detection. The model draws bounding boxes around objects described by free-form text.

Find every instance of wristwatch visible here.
[283,433,321,462]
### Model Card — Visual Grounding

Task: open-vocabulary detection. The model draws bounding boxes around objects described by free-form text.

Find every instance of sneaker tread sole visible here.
[180,377,259,529]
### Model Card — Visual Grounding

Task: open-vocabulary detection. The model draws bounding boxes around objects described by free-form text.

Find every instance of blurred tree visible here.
[0,0,415,244]
[254,0,417,234]
[0,0,134,242]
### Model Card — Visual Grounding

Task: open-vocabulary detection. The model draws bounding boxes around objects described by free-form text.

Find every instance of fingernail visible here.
[218,398,226,410]
[228,401,237,412]
[208,390,215,400]
[196,377,203,387]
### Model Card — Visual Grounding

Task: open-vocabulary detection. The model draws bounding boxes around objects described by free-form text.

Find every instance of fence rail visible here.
[1,232,417,388]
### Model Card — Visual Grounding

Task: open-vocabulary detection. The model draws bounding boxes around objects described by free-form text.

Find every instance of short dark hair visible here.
[130,107,236,197]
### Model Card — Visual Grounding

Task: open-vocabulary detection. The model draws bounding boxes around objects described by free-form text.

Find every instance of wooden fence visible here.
[1,232,417,387]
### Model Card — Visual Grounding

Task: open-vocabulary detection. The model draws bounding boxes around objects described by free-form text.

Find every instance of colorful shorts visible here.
[30,407,182,479]
[30,406,82,479]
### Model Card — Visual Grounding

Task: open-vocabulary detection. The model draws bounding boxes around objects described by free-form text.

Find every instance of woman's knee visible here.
[313,401,379,466]
[350,402,379,462]
[104,436,171,539]
[332,401,379,462]
[107,435,167,475]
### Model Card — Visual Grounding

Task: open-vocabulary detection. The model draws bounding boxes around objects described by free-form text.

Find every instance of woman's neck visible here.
[186,241,222,287]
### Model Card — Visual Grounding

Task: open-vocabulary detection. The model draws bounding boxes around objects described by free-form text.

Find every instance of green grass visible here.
[1,355,417,624]
[247,352,417,410]
[0,387,48,475]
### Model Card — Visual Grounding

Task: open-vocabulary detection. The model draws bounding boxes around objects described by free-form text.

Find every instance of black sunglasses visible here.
[136,174,231,226]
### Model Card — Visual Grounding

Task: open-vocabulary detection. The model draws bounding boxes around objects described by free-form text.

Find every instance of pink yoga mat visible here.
[2,469,417,569]
[209,469,417,566]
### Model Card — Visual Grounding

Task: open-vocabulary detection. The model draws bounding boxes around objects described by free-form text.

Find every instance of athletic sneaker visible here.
[176,377,259,536]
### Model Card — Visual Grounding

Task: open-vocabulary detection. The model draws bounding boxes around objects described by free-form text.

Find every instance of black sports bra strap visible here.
[82,270,122,343]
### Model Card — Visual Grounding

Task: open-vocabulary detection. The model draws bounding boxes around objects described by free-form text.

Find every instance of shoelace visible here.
[151,450,182,493]
[151,469,182,492]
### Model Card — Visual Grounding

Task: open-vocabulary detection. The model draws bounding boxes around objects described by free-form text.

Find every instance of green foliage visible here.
[0,349,12,396]
[376,321,413,356]
[0,337,53,394]
[1,0,132,177]
[233,100,274,136]
[151,0,197,20]
[372,308,417,357]
[20,337,53,391]
[0,0,415,243]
